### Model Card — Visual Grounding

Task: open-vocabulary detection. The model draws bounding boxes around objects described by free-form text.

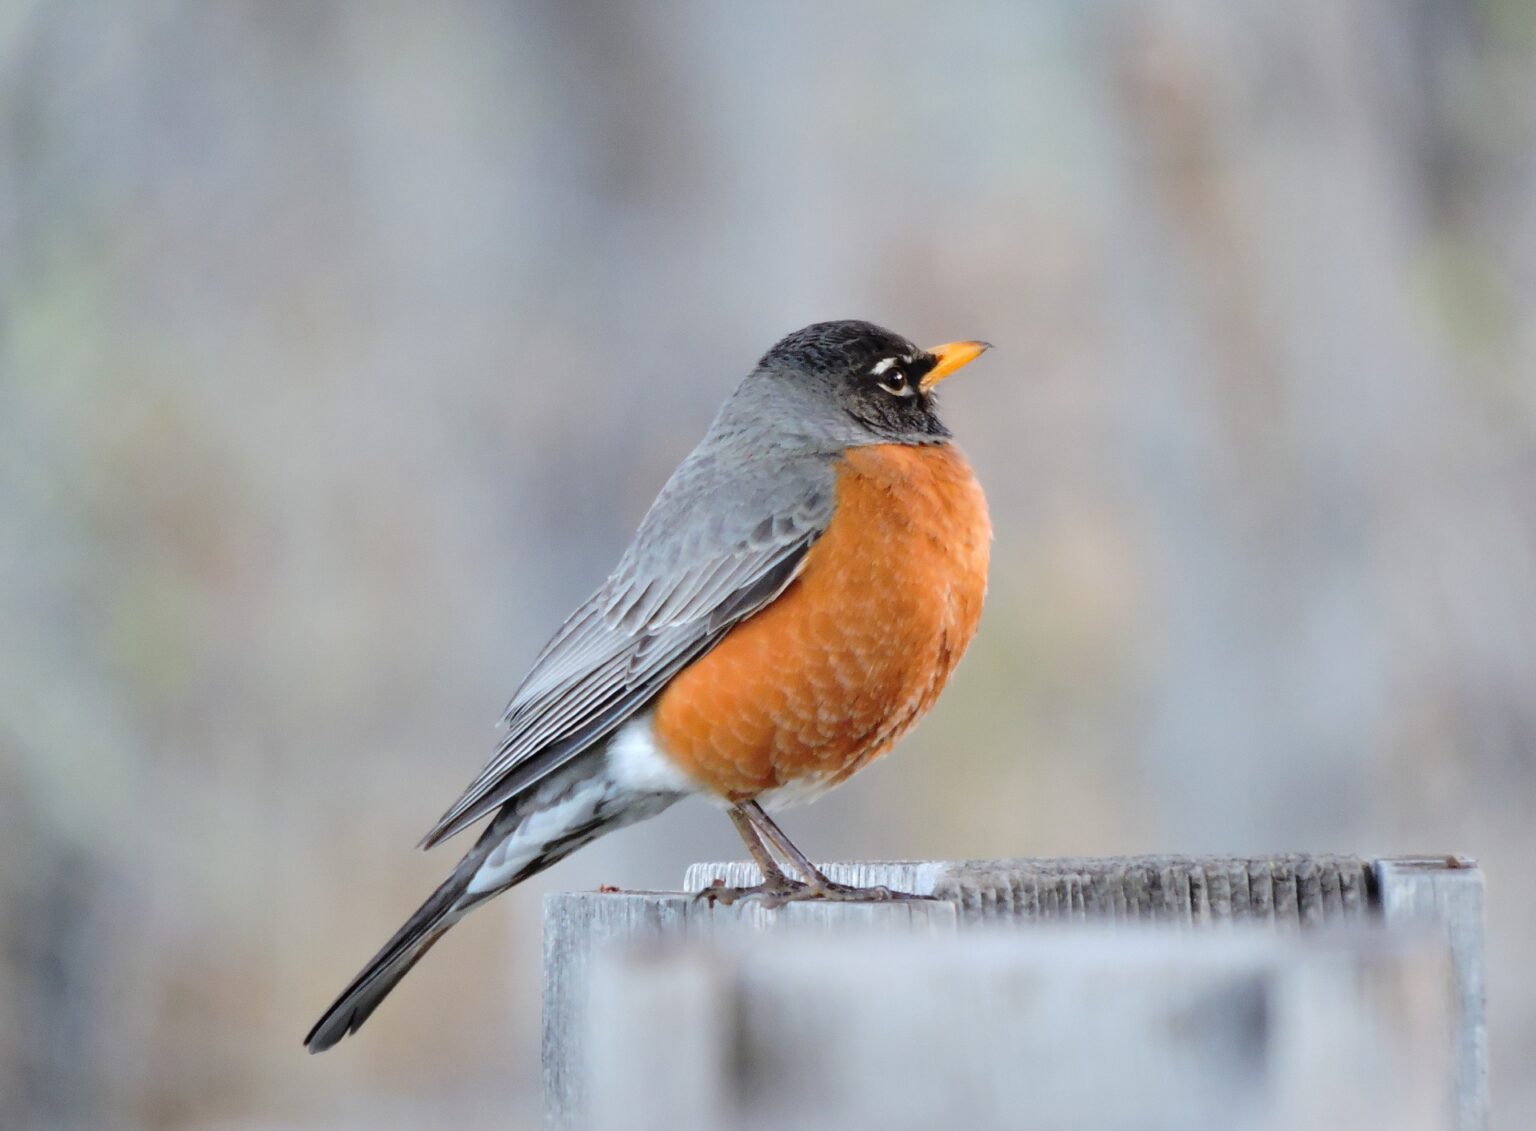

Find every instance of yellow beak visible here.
[920,340,992,391]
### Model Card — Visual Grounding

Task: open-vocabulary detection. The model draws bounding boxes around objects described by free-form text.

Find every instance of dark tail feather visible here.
[305,766,681,1052]
[303,864,469,1052]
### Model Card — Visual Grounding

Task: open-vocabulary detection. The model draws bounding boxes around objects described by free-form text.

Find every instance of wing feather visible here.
[420,451,836,848]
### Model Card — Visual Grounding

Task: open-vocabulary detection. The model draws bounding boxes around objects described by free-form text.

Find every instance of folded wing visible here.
[420,450,837,848]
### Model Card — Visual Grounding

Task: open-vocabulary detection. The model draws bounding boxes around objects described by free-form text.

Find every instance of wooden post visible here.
[690,852,1486,1131]
[583,928,1451,1131]
[542,891,957,1131]
[544,855,1485,1130]
[682,854,1379,926]
[1375,857,1488,1131]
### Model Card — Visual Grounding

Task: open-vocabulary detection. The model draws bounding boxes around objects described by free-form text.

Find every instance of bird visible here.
[304,319,992,1052]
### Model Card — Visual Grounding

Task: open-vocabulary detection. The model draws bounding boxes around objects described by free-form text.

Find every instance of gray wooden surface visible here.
[585,928,1451,1131]
[543,891,957,1131]
[1376,857,1488,1131]
[546,855,1485,1130]
[692,852,1486,1131]
[685,854,1376,926]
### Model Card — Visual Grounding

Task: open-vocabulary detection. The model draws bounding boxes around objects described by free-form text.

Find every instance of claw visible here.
[695,876,919,907]
[694,875,809,908]
[797,880,921,903]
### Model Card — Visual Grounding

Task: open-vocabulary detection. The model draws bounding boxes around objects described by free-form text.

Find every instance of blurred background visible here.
[2,1,1533,1128]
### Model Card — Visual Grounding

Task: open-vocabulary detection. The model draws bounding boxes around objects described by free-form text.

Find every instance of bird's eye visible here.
[877,368,913,397]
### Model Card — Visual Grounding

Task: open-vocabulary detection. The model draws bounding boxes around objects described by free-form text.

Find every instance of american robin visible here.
[305,320,991,1051]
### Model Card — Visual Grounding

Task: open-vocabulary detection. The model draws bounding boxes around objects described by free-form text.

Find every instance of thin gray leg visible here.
[739,801,917,902]
[695,806,810,907]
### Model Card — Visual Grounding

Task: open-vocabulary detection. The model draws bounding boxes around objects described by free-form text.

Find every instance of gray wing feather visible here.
[420,450,836,848]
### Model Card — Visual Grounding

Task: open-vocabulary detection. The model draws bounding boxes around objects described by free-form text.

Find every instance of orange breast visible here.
[652,442,991,801]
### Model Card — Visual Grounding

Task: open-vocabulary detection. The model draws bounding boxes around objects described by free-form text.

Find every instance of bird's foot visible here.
[695,874,809,908]
[794,878,922,903]
[695,875,919,908]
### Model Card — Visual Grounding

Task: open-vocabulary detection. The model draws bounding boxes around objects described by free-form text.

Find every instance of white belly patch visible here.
[605,713,698,795]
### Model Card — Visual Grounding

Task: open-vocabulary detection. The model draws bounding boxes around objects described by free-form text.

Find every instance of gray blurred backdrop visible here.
[2,2,1534,1128]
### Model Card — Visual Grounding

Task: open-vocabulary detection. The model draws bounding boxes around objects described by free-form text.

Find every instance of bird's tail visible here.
[304,770,680,1052]
[303,841,479,1052]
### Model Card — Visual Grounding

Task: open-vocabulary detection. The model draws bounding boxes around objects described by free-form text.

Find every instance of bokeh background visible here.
[3,2,1534,1128]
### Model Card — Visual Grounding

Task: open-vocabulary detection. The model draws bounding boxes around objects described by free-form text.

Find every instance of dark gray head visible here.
[743,320,990,448]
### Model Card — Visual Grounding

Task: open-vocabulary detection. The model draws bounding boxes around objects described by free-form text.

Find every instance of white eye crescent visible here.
[871,356,916,397]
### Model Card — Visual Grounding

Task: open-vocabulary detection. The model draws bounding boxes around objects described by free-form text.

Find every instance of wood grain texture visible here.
[684,854,1376,926]
[619,855,1481,1129]
[687,854,1483,1131]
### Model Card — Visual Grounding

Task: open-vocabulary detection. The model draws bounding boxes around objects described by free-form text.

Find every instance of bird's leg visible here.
[738,801,918,902]
[696,806,811,907]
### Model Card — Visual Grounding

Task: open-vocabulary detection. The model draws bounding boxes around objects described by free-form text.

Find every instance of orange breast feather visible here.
[652,443,990,800]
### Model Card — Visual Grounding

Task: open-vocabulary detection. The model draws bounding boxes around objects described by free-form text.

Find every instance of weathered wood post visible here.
[1375,857,1488,1131]
[542,855,1485,1131]
[585,927,1449,1131]
[543,892,958,1129]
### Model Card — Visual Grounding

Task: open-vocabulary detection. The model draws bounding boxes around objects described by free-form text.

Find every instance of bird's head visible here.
[754,320,990,445]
